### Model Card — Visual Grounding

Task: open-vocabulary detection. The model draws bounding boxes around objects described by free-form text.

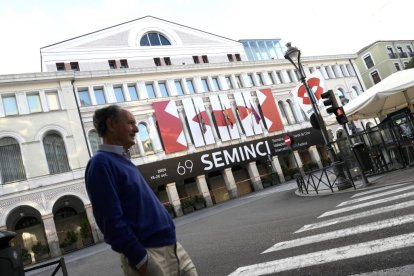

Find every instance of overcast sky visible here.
[0,0,412,75]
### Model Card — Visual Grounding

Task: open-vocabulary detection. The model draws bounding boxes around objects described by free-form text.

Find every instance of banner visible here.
[138,127,324,187]
[256,88,284,132]
[290,70,326,118]
[209,94,240,141]
[153,100,187,154]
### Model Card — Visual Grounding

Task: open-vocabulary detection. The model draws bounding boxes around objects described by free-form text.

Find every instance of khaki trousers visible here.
[120,242,197,276]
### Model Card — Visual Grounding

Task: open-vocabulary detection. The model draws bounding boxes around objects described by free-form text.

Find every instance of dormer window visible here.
[140,32,171,46]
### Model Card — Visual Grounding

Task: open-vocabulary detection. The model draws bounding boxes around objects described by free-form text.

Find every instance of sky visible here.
[0,0,412,75]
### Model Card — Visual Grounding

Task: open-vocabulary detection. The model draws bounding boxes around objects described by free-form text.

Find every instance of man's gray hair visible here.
[93,105,123,137]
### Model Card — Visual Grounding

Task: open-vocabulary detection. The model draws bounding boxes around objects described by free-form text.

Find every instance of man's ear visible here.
[106,117,115,132]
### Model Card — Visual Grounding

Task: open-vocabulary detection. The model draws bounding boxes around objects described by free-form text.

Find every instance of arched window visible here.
[88,130,101,155]
[0,137,26,183]
[277,101,289,125]
[43,132,70,174]
[138,123,154,154]
[286,100,298,124]
[140,32,171,46]
[351,86,360,97]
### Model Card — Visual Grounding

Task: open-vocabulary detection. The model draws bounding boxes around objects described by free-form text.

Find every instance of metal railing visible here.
[24,257,68,276]
[295,161,355,194]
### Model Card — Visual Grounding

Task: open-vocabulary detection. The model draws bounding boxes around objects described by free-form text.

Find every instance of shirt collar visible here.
[99,144,130,159]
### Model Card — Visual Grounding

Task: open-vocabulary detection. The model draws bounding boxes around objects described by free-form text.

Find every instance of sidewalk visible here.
[295,166,414,196]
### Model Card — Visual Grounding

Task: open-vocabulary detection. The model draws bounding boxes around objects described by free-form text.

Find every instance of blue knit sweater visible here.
[85,150,176,266]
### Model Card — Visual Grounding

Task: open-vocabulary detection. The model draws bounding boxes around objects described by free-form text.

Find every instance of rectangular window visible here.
[256,73,264,86]
[268,72,274,84]
[158,82,169,97]
[94,88,106,105]
[154,58,161,66]
[186,80,195,94]
[394,63,401,71]
[70,62,79,71]
[225,76,233,89]
[56,63,65,71]
[164,57,171,66]
[146,83,156,98]
[78,89,91,107]
[193,56,200,64]
[211,77,220,91]
[46,91,60,110]
[235,54,241,61]
[202,55,209,63]
[27,93,42,113]
[227,54,234,62]
[2,95,18,115]
[128,85,139,101]
[175,80,184,95]
[235,75,243,88]
[120,59,128,69]
[246,74,254,87]
[114,86,125,102]
[201,78,210,92]
[371,71,381,84]
[407,45,414,57]
[276,71,283,83]
[364,55,374,69]
[387,47,396,59]
[108,60,116,69]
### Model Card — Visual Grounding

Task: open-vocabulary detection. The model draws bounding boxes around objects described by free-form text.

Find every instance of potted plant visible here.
[163,203,176,217]
[60,230,78,252]
[20,247,32,266]
[181,197,195,214]
[80,218,93,246]
[32,242,49,262]
[194,195,206,210]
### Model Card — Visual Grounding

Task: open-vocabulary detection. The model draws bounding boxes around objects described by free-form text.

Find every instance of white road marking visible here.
[338,185,414,206]
[351,183,408,198]
[229,232,414,276]
[318,191,414,218]
[263,213,414,253]
[296,200,414,233]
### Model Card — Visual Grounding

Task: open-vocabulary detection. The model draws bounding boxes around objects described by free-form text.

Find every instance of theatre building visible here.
[0,16,364,261]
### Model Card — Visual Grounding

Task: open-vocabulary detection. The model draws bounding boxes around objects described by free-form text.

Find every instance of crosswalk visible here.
[229,182,414,276]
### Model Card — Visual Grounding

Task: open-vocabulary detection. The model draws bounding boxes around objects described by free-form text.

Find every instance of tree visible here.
[406,57,414,69]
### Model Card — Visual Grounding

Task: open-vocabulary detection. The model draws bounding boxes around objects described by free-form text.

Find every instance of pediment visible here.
[41,16,241,53]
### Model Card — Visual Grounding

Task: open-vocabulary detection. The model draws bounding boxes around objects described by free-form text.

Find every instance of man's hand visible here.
[137,261,148,275]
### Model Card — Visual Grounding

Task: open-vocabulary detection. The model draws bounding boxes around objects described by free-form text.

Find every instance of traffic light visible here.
[321,89,348,125]
[321,89,339,114]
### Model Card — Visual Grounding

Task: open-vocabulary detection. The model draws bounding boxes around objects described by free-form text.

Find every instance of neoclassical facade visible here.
[1,16,365,263]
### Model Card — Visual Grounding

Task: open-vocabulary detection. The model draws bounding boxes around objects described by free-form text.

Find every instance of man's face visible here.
[106,109,138,150]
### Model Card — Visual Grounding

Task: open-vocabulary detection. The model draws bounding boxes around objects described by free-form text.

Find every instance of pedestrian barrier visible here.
[24,257,68,276]
[295,161,355,194]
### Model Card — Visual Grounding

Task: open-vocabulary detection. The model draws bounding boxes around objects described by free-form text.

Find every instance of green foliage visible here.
[181,196,195,208]
[406,57,414,69]
[303,162,318,172]
[80,218,91,239]
[31,242,49,256]
[194,195,206,204]
[163,202,174,213]
[60,230,78,248]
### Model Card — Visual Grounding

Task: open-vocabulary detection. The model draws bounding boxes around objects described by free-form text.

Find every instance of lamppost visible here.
[284,42,352,189]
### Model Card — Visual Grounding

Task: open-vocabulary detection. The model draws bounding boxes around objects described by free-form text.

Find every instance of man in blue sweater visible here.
[85,105,197,276]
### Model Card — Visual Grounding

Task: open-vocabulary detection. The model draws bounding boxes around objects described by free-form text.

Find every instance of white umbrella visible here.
[325,68,414,125]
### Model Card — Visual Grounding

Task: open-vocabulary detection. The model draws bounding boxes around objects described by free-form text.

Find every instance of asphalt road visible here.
[26,180,414,275]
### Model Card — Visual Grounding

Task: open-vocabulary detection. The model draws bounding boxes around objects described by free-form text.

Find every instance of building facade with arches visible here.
[1,15,366,263]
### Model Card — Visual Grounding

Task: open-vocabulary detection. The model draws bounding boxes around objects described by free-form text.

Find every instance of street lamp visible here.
[284,42,352,189]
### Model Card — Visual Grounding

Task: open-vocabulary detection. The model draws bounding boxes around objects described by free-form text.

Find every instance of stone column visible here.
[293,151,306,177]
[272,156,286,183]
[166,183,184,217]
[247,162,263,191]
[205,105,221,145]
[309,146,323,168]
[41,214,61,257]
[147,115,163,152]
[178,108,195,151]
[195,175,213,207]
[85,204,104,242]
[221,168,238,199]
